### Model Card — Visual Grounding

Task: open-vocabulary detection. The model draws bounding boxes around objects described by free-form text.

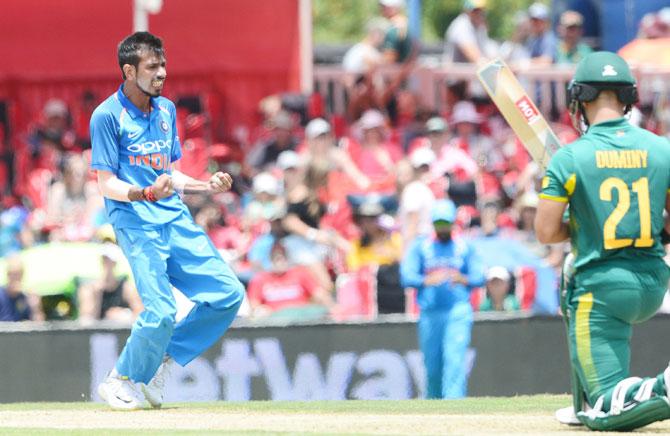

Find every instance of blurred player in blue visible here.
[400,199,484,398]
[90,32,243,410]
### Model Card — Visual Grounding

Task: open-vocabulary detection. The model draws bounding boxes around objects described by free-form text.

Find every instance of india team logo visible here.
[159,120,169,133]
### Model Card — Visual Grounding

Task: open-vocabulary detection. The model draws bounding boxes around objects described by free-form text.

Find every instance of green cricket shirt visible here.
[541,117,670,271]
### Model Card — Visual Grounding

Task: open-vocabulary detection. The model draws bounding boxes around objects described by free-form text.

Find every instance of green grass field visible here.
[1,395,669,435]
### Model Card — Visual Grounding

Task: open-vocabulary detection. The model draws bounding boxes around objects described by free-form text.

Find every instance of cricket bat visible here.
[476,59,562,170]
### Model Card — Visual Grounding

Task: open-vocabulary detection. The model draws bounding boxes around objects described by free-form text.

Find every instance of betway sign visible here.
[90,333,440,401]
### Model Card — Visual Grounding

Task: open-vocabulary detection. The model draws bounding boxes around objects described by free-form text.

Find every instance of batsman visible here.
[535,51,670,431]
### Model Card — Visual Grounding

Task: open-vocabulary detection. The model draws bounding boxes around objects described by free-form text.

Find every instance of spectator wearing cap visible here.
[77,243,142,325]
[244,172,283,238]
[408,116,450,156]
[478,266,520,312]
[525,2,557,65]
[414,116,478,197]
[449,101,500,176]
[400,199,485,399]
[555,10,592,65]
[302,118,370,191]
[347,200,403,271]
[398,147,436,247]
[247,241,336,321]
[443,0,495,64]
[343,110,403,194]
[379,0,414,64]
[0,255,43,321]
[343,18,388,75]
[246,110,299,172]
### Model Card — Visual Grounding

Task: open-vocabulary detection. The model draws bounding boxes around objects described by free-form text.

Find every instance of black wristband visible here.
[661,229,670,245]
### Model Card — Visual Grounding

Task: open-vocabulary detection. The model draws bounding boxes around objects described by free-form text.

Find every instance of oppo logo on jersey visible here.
[127,139,172,154]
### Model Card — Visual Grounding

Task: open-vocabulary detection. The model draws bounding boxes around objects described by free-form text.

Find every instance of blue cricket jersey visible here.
[90,85,188,229]
[400,236,485,311]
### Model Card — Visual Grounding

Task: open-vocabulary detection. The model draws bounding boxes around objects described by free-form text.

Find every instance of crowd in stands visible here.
[1,1,670,324]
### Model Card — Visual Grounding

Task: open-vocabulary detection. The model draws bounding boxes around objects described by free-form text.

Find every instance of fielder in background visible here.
[400,199,484,398]
[536,51,670,431]
[90,32,244,410]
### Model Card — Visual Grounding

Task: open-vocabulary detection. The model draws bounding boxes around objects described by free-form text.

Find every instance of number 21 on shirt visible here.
[599,176,653,249]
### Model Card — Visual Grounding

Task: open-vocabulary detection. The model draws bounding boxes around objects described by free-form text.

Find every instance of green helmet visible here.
[568,51,638,106]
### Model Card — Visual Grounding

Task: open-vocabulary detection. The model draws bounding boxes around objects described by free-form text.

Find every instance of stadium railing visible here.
[313,62,670,118]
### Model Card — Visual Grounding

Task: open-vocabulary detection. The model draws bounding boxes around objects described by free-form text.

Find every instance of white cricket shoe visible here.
[142,356,173,408]
[555,406,582,426]
[98,374,148,410]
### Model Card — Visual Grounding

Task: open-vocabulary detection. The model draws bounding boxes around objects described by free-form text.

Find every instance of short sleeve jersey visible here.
[90,85,187,229]
[541,117,670,270]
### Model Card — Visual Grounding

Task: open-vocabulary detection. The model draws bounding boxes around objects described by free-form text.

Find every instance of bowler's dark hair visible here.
[117,32,165,80]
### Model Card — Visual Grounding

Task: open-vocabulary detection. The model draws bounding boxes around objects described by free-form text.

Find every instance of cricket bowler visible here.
[535,51,670,431]
[90,31,244,410]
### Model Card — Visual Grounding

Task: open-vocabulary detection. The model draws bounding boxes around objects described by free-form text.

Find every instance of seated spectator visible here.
[27,99,77,157]
[347,200,403,271]
[555,10,592,65]
[443,0,494,64]
[379,0,414,64]
[398,147,436,246]
[301,118,370,191]
[479,266,520,312]
[41,153,102,241]
[0,255,43,321]
[246,111,299,171]
[342,18,388,75]
[248,203,288,273]
[346,62,415,123]
[412,116,478,198]
[243,172,283,237]
[282,159,350,291]
[343,110,403,193]
[77,243,142,324]
[525,2,557,65]
[449,101,500,172]
[247,241,336,320]
[499,12,531,64]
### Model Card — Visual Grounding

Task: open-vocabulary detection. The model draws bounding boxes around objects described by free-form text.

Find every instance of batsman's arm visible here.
[535,198,570,244]
[661,193,670,245]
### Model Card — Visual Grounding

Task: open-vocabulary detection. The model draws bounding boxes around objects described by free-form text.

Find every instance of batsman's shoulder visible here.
[547,141,575,170]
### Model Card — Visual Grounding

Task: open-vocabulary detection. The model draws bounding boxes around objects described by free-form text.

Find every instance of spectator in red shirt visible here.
[247,242,336,319]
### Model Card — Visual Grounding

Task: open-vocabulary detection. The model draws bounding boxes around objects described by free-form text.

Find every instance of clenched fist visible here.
[209,172,233,193]
[152,173,174,200]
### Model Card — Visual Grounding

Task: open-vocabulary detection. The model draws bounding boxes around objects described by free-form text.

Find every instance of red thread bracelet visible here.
[143,186,158,202]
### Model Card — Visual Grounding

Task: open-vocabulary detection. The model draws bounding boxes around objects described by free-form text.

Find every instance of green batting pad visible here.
[578,396,670,431]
